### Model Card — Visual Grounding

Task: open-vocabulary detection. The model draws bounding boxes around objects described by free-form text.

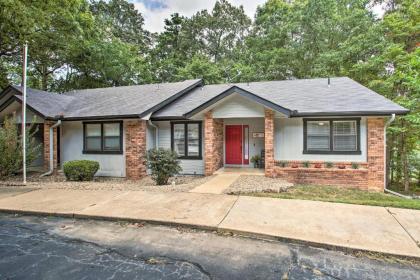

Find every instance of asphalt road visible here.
[0,214,419,280]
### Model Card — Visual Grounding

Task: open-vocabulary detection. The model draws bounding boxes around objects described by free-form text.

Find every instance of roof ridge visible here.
[62,79,202,95]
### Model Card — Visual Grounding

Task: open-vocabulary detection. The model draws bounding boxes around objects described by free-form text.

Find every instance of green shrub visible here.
[63,160,99,181]
[302,161,310,168]
[0,116,41,178]
[325,161,334,168]
[351,162,359,169]
[145,148,182,185]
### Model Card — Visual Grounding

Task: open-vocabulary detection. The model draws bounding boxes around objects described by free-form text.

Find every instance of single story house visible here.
[0,77,408,191]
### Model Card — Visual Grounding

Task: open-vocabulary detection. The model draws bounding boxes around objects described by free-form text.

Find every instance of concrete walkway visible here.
[190,167,265,194]
[0,187,419,258]
[190,174,241,194]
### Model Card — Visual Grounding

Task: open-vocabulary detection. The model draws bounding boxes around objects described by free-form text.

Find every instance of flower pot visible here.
[338,165,346,169]
[291,164,299,168]
[314,163,322,168]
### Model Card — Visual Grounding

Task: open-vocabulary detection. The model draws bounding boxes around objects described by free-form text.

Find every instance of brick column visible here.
[367,118,385,191]
[204,110,224,176]
[264,109,274,177]
[43,121,57,172]
[125,120,147,180]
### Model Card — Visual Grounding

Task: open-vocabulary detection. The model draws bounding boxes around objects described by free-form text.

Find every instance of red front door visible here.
[225,125,243,164]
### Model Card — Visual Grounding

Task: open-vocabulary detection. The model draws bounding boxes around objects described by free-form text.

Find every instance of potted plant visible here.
[314,162,322,168]
[251,155,261,168]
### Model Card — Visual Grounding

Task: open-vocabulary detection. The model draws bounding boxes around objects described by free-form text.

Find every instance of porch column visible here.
[264,109,274,177]
[125,120,147,180]
[204,110,224,176]
[367,117,385,191]
[43,121,57,172]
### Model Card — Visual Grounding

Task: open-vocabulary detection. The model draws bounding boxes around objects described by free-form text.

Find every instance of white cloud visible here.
[132,0,385,33]
[130,0,265,33]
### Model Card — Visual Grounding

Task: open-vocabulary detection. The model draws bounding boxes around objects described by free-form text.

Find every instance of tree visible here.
[0,116,41,178]
[366,0,419,191]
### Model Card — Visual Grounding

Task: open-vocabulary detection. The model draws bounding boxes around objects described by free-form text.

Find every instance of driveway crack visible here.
[217,195,239,228]
[386,208,419,248]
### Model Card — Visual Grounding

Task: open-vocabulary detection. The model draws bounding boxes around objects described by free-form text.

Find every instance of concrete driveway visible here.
[0,187,419,258]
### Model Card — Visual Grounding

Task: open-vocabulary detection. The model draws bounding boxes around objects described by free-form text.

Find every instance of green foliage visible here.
[325,162,334,168]
[0,0,418,189]
[302,161,310,168]
[351,162,359,169]
[0,116,41,178]
[250,155,261,164]
[145,148,182,185]
[63,160,100,181]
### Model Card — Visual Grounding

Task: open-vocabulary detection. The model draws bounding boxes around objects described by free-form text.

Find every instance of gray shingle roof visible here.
[60,79,202,119]
[12,86,75,118]
[1,77,408,120]
[152,77,408,118]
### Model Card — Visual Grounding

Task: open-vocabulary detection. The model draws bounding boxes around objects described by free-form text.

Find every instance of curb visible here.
[1,208,419,262]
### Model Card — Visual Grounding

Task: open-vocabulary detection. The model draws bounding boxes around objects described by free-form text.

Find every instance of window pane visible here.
[333,121,357,151]
[104,123,120,137]
[244,126,249,160]
[104,136,120,150]
[307,121,330,150]
[86,124,101,137]
[86,137,101,150]
[173,124,185,156]
[334,135,357,151]
[187,123,199,156]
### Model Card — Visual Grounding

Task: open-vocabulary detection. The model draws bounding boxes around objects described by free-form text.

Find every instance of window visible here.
[303,118,360,154]
[83,121,122,154]
[171,122,202,159]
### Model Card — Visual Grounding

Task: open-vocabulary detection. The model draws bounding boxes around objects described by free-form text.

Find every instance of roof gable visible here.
[184,86,292,118]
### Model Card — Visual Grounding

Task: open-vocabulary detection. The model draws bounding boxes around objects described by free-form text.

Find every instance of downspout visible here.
[383,114,411,199]
[40,120,62,177]
[148,119,159,148]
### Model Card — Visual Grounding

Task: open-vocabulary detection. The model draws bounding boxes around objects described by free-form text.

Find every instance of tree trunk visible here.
[41,65,48,91]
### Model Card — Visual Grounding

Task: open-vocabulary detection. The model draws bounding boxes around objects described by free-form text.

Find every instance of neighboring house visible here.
[0,77,408,191]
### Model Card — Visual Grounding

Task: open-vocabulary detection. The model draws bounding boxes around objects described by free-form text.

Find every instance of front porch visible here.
[203,109,275,177]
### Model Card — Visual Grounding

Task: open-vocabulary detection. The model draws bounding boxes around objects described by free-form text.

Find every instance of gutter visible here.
[40,120,62,177]
[383,114,412,199]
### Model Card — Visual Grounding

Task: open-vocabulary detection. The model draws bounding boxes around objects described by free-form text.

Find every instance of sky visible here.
[130,0,385,33]
[130,0,266,33]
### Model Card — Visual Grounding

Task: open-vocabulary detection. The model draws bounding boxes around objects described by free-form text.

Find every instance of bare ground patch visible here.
[0,172,214,193]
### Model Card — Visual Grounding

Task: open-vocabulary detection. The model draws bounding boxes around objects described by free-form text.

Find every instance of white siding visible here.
[212,94,265,118]
[155,121,204,175]
[60,121,126,177]
[274,117,367,162]
[223,118,265,167]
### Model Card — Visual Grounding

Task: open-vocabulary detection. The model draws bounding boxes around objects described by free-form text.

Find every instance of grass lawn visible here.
[246,185,420,210]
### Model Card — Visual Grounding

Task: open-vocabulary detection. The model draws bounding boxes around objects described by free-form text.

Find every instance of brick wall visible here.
[367,118,385,191]
[274,167,369,189]
[272,117,386,191]
[204,110,224,176]
[125,120,147,180]
[264,109,274,177]
[43,121,57,172]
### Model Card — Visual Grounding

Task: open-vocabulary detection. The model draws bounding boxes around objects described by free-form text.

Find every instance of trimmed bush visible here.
[63,160,99,181]
[145,148,182,185]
